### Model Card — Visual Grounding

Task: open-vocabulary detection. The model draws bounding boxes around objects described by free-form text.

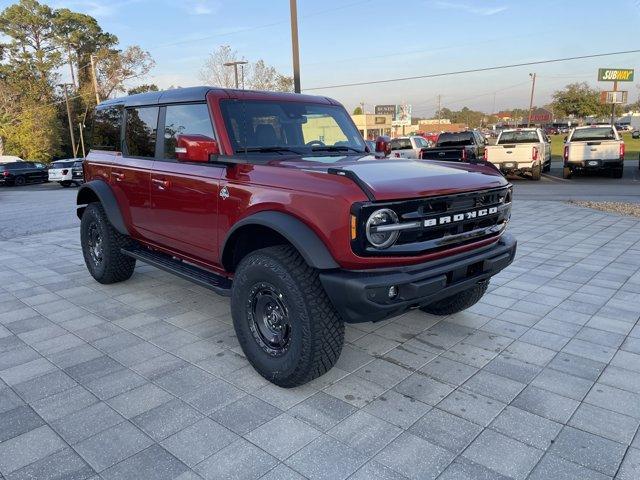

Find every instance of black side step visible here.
[122,247,232,296]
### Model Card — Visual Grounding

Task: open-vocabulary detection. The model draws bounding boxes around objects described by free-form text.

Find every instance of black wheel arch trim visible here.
[76,180,129,235]
[222,211,339,270]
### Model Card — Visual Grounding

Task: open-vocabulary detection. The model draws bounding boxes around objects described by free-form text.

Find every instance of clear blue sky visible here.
[5,0,640,116]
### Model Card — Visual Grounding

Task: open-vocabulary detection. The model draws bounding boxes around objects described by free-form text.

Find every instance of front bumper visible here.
[320,233,517,323]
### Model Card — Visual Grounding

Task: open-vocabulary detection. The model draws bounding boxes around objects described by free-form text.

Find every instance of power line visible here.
[303,49,640,91]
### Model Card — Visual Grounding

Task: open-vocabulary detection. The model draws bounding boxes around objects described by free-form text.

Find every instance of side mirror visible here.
[175,134,220,162]
[375,135,391,158]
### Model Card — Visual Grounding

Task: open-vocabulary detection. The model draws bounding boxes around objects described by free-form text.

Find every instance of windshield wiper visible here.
[311,146,365,154]
[242,146,303,155]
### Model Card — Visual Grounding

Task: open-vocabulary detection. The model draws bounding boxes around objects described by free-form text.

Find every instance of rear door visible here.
[148,102,224,265]
[114,105,158,236]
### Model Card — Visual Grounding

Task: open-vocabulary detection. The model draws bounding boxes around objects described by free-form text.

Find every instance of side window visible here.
[91,106,123,151]
[125,107,158,158]
[163,103,214,159]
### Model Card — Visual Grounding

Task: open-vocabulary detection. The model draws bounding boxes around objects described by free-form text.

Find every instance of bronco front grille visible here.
[351,186,512,256]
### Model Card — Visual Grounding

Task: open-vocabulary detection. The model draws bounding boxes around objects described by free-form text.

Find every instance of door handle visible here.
[152,178,170,190]
[111,171,124,181]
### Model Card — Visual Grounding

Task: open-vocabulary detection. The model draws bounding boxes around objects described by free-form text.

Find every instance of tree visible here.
[551,82,607,119]
[352,106,363,115]
[200,45,293,92]
[94,45,155,99]
[200,45,242,88]
[128,84,158,95]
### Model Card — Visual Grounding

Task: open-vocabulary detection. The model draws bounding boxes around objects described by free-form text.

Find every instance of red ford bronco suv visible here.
[77,87,516,387]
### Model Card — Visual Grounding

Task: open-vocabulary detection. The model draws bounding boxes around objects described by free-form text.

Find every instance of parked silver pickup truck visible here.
[484,128,551,180]
[563,126,624,179]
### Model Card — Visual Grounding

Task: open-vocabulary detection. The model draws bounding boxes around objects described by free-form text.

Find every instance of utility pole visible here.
[78,122,86,159]
[289,0,301,93]
[224,61,249,89]
[60,83,77,157]
[610,80,618,126]
[527,73,537,127]
[89,54,100,104]
[66,43,76,88]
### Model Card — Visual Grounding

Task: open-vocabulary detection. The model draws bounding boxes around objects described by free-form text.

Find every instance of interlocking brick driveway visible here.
[0,200,639,480]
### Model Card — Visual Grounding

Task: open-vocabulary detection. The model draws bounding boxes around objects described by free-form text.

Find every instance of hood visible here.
[278,156,507,201]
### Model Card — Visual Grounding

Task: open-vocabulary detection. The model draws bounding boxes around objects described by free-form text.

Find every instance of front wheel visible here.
[420,281,489,315]
[80,202,136,284]
[231,246,344,387]
[14,176,26,186]
[60,181,72,188]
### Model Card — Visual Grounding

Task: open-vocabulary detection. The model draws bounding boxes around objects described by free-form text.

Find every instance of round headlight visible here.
[366,208,399,249]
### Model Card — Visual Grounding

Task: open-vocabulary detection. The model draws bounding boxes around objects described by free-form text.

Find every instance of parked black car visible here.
[420,131,488,162]
[0,161,49,186]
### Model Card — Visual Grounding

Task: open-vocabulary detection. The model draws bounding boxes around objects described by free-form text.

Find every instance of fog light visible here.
[388,285,399,299]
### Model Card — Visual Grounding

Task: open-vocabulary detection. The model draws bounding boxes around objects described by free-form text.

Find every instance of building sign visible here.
[374,116,386,124]
[392,104,412,127]
[374,105,395,115]
[597,68,634,82]
[600,91,628,104]
[528,108,553,124]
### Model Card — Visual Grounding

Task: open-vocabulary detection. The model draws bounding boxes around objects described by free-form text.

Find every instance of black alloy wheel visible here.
[247,282,292,356]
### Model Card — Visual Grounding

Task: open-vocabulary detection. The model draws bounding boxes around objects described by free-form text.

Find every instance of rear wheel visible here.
[543,161,551,173]
[80,202,136,284]
[14,176,26,186]
[60,181,72,188]
[231,246,344,387]
[530,164,541,181]
[420,281,489,315]
[562,166,572,179]
[611,166,624,179]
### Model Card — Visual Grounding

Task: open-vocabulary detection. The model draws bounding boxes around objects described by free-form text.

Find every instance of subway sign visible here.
[598,68,634,82]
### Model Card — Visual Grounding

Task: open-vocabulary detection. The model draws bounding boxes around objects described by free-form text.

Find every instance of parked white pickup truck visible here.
[484,128,551,180]
[389,136,431,159]
[563,126,624,179]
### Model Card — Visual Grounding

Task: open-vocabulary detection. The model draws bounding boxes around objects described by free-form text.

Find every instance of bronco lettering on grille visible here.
[423,206,498,227]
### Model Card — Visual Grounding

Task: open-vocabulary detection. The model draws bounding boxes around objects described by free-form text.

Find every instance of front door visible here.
[148,103,223,266]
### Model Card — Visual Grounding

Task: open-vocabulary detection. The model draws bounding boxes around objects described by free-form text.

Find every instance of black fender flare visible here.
[222,211,339,270]
[76,180,129,235]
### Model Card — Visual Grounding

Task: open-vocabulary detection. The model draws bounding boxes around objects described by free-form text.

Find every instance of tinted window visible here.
[52,161,75,168]
[125,107,158,158]
[91,107,122,151]
[498,131,540,144]
[571,128,616,142]
[437,132,474,146]
[390,138,412,150]
[163,104,214,159]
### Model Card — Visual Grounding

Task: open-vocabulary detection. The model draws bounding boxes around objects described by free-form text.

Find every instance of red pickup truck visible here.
[77,87,516,387]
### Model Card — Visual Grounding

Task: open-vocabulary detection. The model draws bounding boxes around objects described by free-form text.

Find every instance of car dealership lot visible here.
[0,182,639,479]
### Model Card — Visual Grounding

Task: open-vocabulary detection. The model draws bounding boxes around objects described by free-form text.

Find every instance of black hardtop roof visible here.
[97,86,339,109]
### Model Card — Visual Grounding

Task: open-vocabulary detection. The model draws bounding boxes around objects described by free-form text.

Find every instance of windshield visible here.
[437,133,474,147]
[571,128,616,142]
[220,100,366,160]
[52,161,75,168]
[498,131,540,144]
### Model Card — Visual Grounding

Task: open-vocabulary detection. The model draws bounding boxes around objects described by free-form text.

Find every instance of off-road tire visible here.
[231,245,344,387]
[420,281,489,316]
[80,202,136,284]
[14,176,26,186]
[530,164,541,181]
[611,167,623,179]
[562,166,572,179]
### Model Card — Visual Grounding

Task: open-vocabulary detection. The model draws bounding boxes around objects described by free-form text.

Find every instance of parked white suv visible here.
[389,136,431,159]
[563,126,624,178]
[48,158,84,187]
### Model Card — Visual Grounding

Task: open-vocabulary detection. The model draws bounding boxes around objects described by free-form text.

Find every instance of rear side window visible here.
[163,104,214,159]
[92,107,123,151]
[125,107,158,158]
[391,138,412,150]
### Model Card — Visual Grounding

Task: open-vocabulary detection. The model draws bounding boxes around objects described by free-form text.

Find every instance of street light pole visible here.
[289,0,301,93]
[527,73,537,127]
[223,61,248,89]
